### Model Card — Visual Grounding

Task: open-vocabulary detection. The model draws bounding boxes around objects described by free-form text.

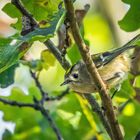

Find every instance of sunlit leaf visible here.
[119,101,140,140]
[57,109,82,129]
[134,76,140,88]
[22,8,65,41]
[119,0,140,31]
[28,86,42,100]
[41,50,56,70]
[67,44,81,64]
[122,102,135,116]
[21,0,62,21]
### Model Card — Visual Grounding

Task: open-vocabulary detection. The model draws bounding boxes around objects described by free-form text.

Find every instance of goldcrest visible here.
[61,35,140,93]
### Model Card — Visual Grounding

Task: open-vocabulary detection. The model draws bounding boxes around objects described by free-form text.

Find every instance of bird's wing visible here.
[91,34,140,68]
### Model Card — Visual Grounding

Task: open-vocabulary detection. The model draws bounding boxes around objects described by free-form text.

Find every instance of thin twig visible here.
[10,1,64,139]
[10,0,120,140]
[44,29,114,138]
[118,99,132,113]
[44,33,113,138]
[45,88,70,101]
[44,40,70,71]
[63,0,123,140]
[30,70,47,97]
[0,97,63,140]
[0,98,37,108]
[39,106,64,140]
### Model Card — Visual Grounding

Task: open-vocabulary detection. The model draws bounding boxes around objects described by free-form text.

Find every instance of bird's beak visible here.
[60,79,71,86]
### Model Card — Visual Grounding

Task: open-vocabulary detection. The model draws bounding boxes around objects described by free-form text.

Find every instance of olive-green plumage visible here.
[62,54,130,93]
[61,35,140,93]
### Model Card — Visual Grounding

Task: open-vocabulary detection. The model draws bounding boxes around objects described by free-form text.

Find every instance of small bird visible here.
[60,35,140,94]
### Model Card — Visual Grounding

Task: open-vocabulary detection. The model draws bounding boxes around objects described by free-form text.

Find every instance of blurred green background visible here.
[0,0,140,140]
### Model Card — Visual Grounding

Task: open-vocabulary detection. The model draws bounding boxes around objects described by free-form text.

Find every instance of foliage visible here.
[0,64,18,88]
[0,1,65,87]
[0,0,140,140]
[119,0,140,31]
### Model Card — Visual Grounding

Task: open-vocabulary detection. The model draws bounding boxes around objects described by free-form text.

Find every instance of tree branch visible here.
[45,88,70,101]
[0,98,36,108]
[44,40,70,71]
[39,106,63,140]
[10,0,122,139]
[44,32,113,138]
[30,70,48,104]
[63,0,123,140]
[0,97,63,140]
[84,94,114,139]
[11,0,38,27]
[10,1,64,140]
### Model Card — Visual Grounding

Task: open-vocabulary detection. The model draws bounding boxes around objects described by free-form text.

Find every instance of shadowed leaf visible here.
[0,64,18,88]
[135,131,140,140]
[0,37,29,74]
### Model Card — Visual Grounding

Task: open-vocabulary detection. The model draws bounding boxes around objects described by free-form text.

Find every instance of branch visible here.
[44,32,113,138]
[0,97,36,108]
[0,97,63,140]
[39,106,63,140]
[29,71,64,140]
[10,0,121,140]
[45,88,70,101]
[44,40,70,71]
[10,1,64,140]
[63,0,123,140]
[11,0,69,72]
[30,70,47,100]
[84,94,114,139]
[118,99,132,113]
[11,0,38,27]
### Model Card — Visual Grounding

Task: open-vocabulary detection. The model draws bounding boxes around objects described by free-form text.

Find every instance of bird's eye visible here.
[72,73,78,79]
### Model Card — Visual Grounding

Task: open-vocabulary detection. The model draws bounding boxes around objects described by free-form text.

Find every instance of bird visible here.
[60,35,140,94]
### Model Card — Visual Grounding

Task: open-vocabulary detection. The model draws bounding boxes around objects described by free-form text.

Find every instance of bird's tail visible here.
[111,34,140,56]
[92,34,140,67]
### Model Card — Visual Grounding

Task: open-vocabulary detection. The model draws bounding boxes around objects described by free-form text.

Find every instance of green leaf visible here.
[2,3,22,30]
[0,64,18,88]
[119,101,140,140]
[22,8,65,41]
[3,6,65,41]
[57,109,82,129]
[28,86,42,100]
[21,60,43,71]
[118,0,140,31]
[116,78,135,98]
[41,50,56,70]
[2,0,63,32]
[0,37,29,74]
[0,7,65,74]
[21,0,62,21]
[67,44,81,65]
[0,87,33,121]
[135,131,140,140]
[0,88,46,140]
